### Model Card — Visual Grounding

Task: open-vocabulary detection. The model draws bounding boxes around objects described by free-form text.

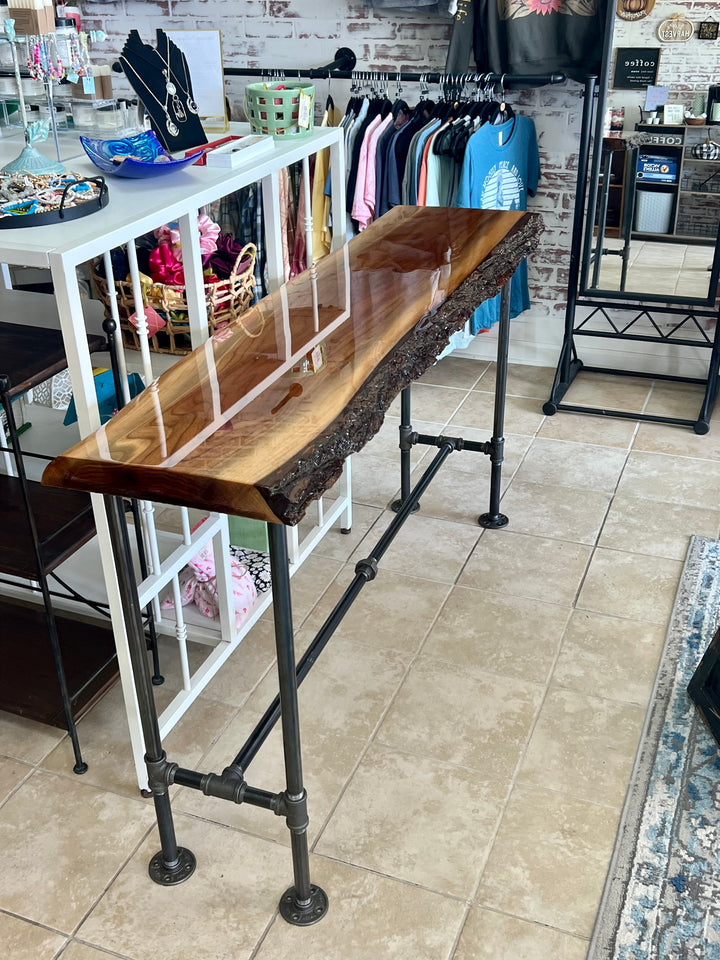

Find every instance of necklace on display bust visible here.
[119,54,182,136]
[157,34,199,117]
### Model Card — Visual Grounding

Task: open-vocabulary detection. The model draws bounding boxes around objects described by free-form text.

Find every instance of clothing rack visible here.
[221,47,566,87]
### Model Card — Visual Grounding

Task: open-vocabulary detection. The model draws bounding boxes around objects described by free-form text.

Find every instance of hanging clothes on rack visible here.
[351,106,393,230]
[456,109,540,331]
[308,71,540,342]
[311,95,342,260]
[402,97,441,204]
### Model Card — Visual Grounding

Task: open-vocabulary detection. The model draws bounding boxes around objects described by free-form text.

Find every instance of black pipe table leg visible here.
[104,495,196,886]
[268,523,328,925]
[479,282,511,529]
[391,386,420,514]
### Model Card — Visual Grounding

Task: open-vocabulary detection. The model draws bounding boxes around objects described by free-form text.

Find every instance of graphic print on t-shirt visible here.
[480,161,523,210]
[497,0,597,19]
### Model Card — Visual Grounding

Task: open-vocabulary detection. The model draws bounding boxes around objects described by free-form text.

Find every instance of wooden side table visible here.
[43,205,542,924]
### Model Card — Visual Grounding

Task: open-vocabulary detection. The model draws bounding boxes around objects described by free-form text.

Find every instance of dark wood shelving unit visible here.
[0,319,118,771]
[624,123,720,243]
[0,598,117,727]
[0,474,96,578]
[595,138,630,238]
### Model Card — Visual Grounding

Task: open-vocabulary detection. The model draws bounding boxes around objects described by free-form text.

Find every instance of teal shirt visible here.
[456,115,540,331]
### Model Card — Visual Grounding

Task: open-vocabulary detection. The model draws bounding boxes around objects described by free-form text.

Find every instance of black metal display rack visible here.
[0,322,117,772]
[543,0,720,434]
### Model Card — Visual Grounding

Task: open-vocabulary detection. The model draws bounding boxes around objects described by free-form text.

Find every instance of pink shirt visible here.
[352,113,392,231]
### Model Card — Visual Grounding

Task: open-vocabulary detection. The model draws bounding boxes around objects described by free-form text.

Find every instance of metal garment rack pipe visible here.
[110,45,566,87]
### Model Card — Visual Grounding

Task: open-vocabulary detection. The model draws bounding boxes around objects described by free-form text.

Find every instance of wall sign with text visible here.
[657,16,693,42]
[613,47,661,88]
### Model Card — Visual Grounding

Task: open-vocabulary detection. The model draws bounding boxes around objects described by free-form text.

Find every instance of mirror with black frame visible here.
[581,2,720,306]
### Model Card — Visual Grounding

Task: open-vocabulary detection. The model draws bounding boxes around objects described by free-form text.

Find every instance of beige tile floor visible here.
[595,238,715,298]
[2,355,720,960]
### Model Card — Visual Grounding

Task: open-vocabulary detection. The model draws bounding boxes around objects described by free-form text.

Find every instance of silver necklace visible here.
[120,54,181,136]
[159,37,198,117]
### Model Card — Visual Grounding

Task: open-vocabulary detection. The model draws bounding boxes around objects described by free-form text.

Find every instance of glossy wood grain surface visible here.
[43,206,542,524]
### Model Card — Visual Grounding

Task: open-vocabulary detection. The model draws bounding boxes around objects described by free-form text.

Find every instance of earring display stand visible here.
[119,29,207,153]
[0,35,65,175]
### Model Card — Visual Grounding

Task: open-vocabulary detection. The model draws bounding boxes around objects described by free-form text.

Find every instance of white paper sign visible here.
[164,29,226,124]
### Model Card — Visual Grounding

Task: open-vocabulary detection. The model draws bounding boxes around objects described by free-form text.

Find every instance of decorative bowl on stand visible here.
[79,130,202,178]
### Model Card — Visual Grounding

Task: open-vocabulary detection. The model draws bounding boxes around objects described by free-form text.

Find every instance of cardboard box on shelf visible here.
[69,70,113,101]
[9,4,55,36]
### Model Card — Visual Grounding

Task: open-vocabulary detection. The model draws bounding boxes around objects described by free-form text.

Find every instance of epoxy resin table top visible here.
[43,206,542,524]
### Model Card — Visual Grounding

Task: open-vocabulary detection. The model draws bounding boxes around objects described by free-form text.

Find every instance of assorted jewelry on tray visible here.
[0,171,105,220]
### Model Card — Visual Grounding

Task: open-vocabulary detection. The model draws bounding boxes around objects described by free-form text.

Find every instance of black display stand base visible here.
[689,626,720,747]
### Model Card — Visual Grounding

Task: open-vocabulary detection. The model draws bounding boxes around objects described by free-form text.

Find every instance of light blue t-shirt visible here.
[455,114,540,332]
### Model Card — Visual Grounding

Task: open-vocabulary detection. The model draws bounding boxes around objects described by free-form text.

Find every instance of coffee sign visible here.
[658,15,693,42]
[613,47,661,88]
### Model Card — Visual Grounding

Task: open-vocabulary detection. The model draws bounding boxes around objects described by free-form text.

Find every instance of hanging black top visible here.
[473,0,606,83]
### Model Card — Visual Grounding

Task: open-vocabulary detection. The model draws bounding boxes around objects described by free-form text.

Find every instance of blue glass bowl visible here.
[79,131,202,178]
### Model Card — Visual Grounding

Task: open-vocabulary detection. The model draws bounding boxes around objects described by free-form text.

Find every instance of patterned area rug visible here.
[588,536,720,960]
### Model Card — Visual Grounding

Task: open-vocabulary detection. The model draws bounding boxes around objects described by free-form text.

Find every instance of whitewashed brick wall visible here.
[609,1,720,125]
[79,0,713,374]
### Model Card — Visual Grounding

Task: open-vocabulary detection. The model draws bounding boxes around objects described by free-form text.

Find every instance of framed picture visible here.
[663,103,685,124]
[699,20,719,40]
[613,48,661,89]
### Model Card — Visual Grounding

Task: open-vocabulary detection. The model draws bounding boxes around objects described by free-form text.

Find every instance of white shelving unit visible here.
[0,122,349,789]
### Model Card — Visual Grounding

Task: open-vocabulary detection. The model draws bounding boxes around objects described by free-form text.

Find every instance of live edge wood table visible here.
[43,205,542,925]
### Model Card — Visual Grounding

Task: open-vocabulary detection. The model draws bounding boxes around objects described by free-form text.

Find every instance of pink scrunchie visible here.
[154,214,221,263]
[148,243,185,286]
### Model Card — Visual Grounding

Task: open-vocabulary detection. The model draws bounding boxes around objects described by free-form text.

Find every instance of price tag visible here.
[82,75,96,95]
[309,344,324,371]
[298,90,312,130]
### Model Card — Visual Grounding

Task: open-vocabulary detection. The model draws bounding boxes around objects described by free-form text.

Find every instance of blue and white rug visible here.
[589,536,720,960]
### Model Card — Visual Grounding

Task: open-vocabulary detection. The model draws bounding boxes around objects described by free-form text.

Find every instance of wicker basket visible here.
[90,244,257,355]
[244,81,315,138]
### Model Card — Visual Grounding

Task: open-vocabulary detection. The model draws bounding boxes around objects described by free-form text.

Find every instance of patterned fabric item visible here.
[161,539,257,632]
[230,546,272,595]
[206,184,267,301]
[290,154,315,278]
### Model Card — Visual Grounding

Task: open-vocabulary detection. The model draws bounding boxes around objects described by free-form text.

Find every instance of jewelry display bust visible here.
[120,29,207,153]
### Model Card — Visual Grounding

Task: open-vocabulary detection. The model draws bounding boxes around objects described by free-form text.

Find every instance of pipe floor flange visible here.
[391,498,420,514]
[148,847,196,886]
[478,512,509,529]
[279,884,329,925]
